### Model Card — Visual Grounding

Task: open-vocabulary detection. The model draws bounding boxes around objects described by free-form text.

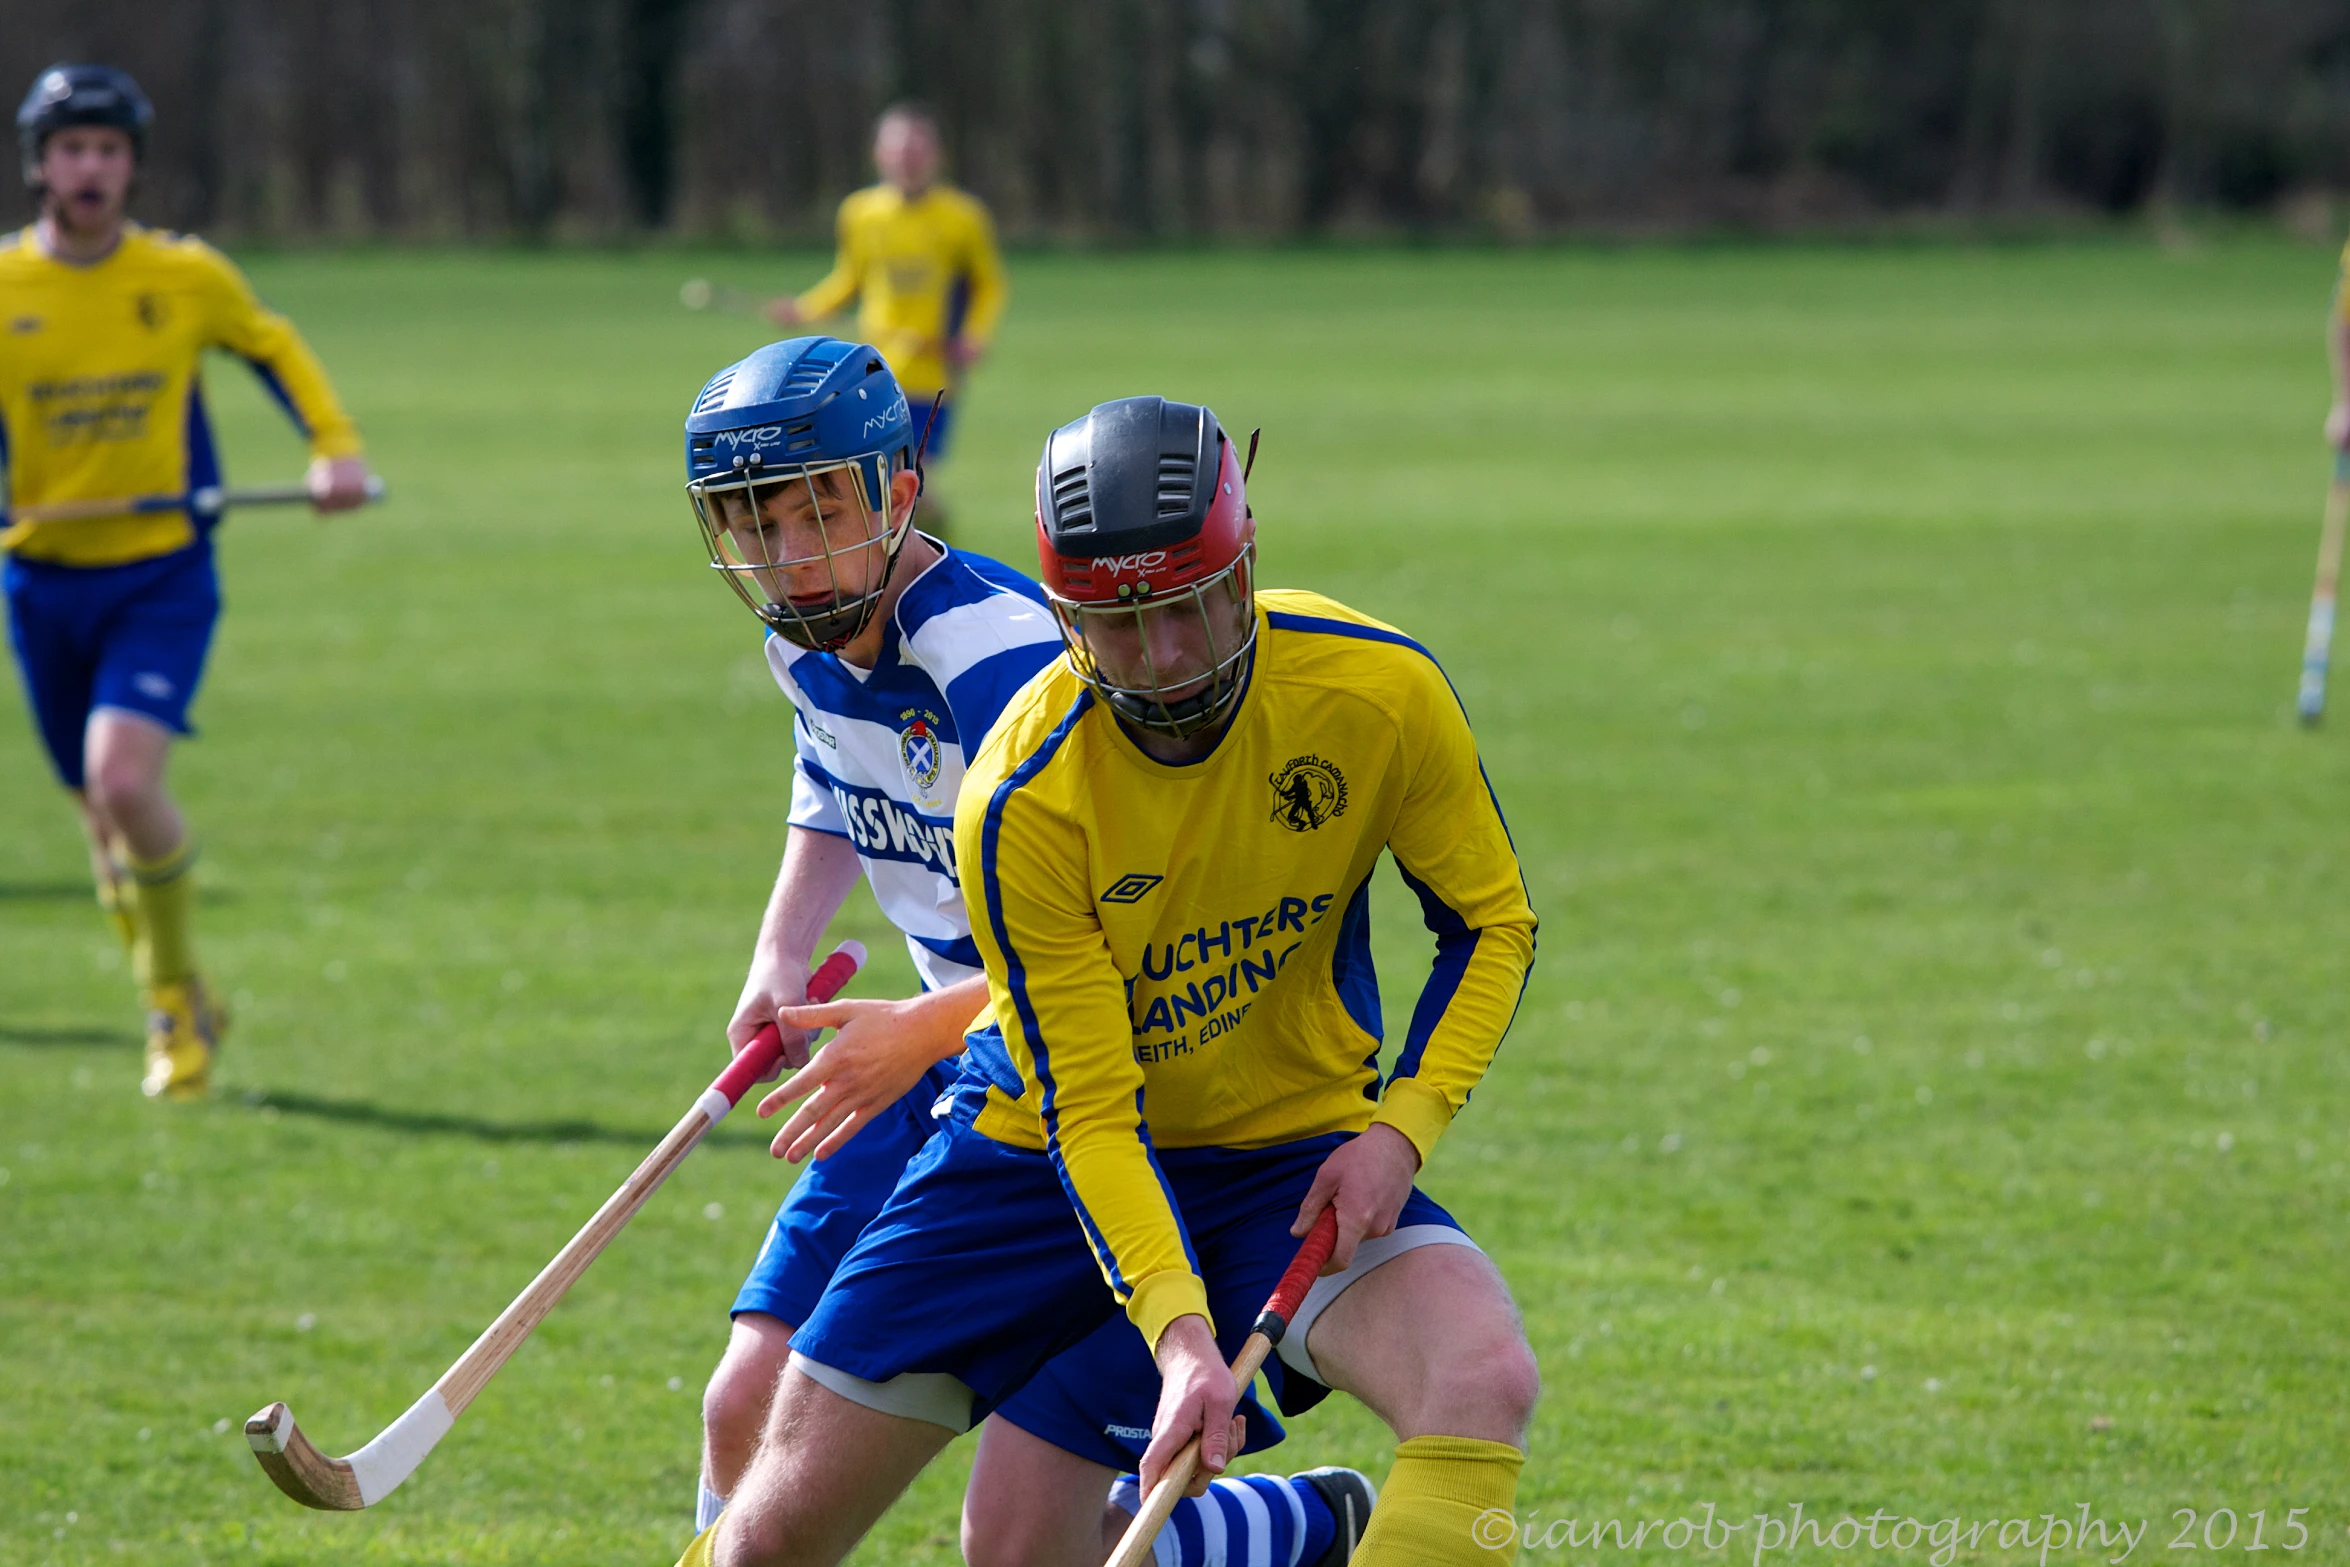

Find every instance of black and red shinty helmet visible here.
[1035,396,1250,605]
[1034,397,1258,738]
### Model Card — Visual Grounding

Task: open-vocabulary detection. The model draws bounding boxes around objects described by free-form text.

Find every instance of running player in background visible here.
[693,397,1539,1567]
[765,103,1006,539]
[684,340,1367,1567]
[1,65,373,1099]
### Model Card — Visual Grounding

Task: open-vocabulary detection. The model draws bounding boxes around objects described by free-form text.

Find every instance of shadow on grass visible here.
[238,1087,772,1150]
[0,879,235,903]
[0,880,95,902]
[0,1022,140,1048]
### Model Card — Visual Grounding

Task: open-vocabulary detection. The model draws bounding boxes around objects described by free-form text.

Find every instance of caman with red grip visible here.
[1104,1207,1343,1567]
[244,940,866,1510]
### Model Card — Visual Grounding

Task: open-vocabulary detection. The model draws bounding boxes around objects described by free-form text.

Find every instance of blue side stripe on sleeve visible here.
[1330,873,1383,1042]
[182,386,222,533]
[978,688,1139,1293]
[1392,861,1482,1083]
[239,355,310,437]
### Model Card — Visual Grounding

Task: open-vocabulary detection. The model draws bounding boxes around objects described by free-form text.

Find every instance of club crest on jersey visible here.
[899,709,945,795]
[135,292,168,331]
[1270,755,1347,832]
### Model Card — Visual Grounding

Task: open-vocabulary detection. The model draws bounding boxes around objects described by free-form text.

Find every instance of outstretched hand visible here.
[755,994,952,1162]
[1290,1122,1421,1274]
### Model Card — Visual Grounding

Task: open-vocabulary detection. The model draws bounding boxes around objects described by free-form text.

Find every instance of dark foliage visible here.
[8,0,2350,239]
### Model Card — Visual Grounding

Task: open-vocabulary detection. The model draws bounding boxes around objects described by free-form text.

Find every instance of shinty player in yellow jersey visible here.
[764,103,1007,538]
[2,66,373,1098]
[687,397,1539,1567]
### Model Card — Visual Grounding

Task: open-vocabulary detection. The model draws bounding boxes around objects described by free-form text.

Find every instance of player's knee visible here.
[84,753,158,820]
[1470,1330,1543,1434]
[957,1489,1070,1567]
[1426,1311,1540,1438]
[704,1322,793,1452]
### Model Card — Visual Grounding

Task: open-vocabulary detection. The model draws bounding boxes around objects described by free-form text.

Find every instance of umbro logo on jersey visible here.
[1271,755,1348,832]
[1100,873,1164,904]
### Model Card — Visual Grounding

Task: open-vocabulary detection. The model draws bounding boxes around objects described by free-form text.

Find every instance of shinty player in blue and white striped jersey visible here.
[681,338,1373,1567]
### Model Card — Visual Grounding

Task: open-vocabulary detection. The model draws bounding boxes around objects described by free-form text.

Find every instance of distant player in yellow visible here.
[768,103,1007,536]
[3,65,373,1098]
[688,397,1540,1567]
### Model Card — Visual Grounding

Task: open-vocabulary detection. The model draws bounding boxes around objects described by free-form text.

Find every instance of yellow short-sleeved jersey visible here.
[0,225,361,566]
[795,184,1008,397]
[954,589,1537,1347]
[2338,238,2350,322]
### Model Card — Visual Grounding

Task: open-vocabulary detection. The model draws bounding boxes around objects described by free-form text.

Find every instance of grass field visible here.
[5,237,2350,1565]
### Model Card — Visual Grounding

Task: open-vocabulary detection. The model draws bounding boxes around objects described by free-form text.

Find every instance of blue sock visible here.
[1109,1472,1335,1567]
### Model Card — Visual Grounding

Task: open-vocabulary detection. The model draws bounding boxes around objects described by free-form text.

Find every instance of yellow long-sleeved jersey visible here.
[794,184,1007,396]
[955,588,1537,1349]
[0,224,361,566]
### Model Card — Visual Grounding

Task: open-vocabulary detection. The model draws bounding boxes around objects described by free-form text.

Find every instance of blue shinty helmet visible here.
[18,64,153,185]
[684,337,923,651]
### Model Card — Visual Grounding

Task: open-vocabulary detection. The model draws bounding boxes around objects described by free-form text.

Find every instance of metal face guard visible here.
[689,454,911,650]
[1050,547,1256,739]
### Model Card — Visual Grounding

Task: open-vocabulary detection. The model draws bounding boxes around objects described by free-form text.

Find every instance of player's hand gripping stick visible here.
[1105,1208,1342,1567]
[1,474,389,526]
[245,940,866,1510]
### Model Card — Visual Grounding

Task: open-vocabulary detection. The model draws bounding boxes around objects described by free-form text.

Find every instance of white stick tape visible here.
[695,1087,732,1126]
[347,1389,456,1506]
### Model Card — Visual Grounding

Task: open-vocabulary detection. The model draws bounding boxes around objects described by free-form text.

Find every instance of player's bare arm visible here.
[758,975,988,1160]
[729,824,867,1072]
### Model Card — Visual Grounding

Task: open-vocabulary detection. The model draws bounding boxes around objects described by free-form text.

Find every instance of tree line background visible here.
[10,0,2350,243]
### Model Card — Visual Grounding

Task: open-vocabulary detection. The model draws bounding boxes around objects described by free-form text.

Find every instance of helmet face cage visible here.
[689,452,912,651]
[1050,545,1257,739]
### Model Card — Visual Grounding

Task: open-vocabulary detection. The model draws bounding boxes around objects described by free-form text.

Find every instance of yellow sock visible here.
[95,852,139,950]
[129,840,199,988]
[674,1522,718,1567]
[1355,1434,1526,1566]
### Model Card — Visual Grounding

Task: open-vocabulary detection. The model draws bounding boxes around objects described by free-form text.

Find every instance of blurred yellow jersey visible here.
[0,224,361,567]
[955,589,1537,1344]
[795,183,1007,396]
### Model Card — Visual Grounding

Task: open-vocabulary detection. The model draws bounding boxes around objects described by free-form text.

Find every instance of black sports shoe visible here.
[1295,1465,1377,1564]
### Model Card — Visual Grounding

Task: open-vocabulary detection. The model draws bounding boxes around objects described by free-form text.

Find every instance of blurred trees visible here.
[8,0,2350,241]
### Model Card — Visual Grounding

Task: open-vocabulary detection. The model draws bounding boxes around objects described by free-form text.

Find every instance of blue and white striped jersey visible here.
[766,541,1064,990]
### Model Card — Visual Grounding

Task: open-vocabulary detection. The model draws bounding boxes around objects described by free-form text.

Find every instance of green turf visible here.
[5,237,2349,1563]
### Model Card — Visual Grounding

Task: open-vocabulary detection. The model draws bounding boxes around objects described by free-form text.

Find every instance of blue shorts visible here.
[732,1064,1286,1469]
[793,1101,1463,1434]
[3,543,220,788]
[907,393,954,465]
[731,1060,964,1327]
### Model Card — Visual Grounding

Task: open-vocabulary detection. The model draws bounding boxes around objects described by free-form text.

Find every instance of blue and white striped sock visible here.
[1107,1471,1335,1567]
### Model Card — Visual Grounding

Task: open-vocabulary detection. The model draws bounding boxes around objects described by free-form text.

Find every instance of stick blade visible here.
[246,1402,368,1510]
